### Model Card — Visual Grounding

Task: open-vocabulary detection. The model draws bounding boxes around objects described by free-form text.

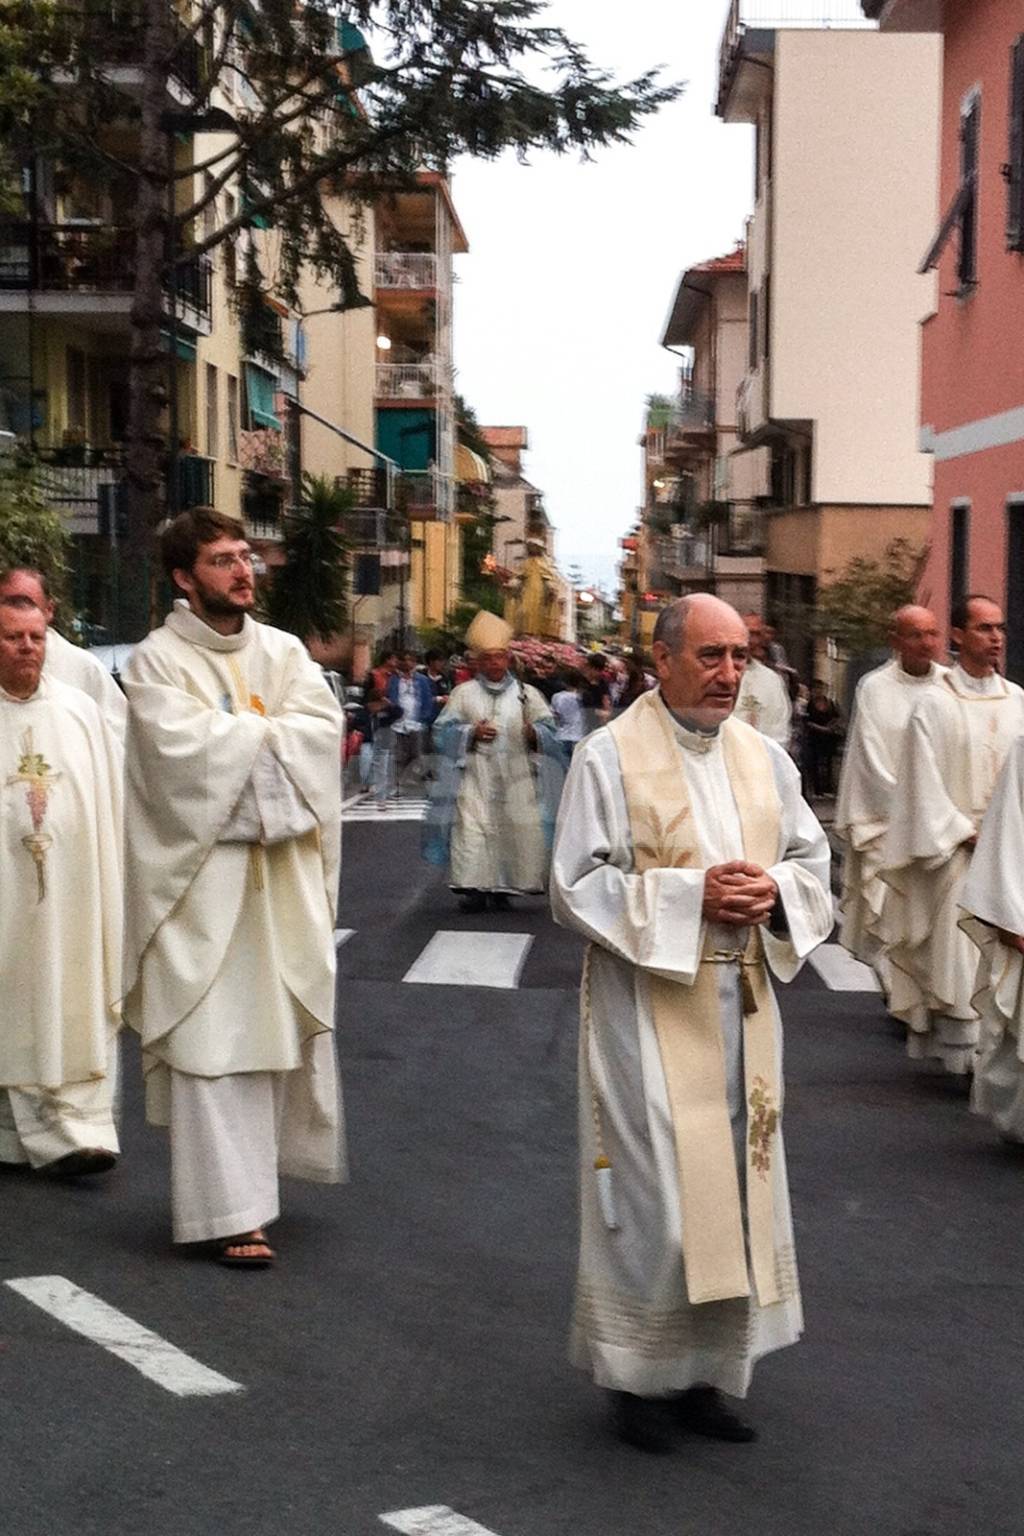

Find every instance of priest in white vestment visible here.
[835,606,945,992]
[0,566,127,741]
[960,738,1024,1140]
[0,604,123,1175]
[880,595,1024,1074]
[423,610,563,914]
[733,613,792,747]
[551,594,832,1453]
[122,508,345,1267]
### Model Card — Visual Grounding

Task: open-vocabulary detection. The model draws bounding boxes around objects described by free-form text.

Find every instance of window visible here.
[919,90,981,289]
[1007,37,1024,252]
[1006,497,1024,684]
[226,374,239,461]
[958,93,980,287]
[748,289,759,371]
[950,501,970,622]
[205,363,219,459]
[202,172,217,242]
[762,272,771,362]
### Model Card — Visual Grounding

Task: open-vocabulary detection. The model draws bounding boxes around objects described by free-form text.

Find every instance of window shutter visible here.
[1008,37,1024,252]
[958,95,981,287]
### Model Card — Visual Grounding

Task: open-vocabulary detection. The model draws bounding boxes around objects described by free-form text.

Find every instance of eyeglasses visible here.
[205,551,255,571]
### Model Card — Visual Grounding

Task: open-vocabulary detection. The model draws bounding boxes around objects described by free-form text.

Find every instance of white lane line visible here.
[403,931,533,989]
[808,943,882,993]
[334,928,354,947]
[380,1509,501,1536]
[5,1276,244,1398]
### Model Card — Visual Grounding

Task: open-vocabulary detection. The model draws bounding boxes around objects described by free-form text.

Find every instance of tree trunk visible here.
[123,0,175,639]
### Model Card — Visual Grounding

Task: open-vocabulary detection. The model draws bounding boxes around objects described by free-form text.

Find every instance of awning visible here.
[244,362,282,431]
[159,330,197,363]
[455,442,491,485]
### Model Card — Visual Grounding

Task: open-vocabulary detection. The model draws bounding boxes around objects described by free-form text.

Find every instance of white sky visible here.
[451,0,755,592]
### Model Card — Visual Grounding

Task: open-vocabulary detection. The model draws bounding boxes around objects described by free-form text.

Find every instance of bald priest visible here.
[551,594,832,1453]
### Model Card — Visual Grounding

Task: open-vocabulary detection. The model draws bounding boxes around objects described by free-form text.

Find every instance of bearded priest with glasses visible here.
[121,507,346,1268]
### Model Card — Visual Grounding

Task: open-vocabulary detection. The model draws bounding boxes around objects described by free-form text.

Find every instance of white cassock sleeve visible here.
[882,699,974,874]
[962,737,1024,936]
[551,734,707,984]
[835,685,893,852]
[762,742,835,981]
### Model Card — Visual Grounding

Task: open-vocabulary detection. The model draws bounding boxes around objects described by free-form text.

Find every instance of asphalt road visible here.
[3,814,1024,1536]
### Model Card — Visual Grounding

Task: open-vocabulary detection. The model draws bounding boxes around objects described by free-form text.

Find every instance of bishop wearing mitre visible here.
[122,508,345,1267]
[880,595,1024,1074]
[423,609,562,913]
[551,594,831,1453]
[835,606,945,992]
[0,602,123,1176]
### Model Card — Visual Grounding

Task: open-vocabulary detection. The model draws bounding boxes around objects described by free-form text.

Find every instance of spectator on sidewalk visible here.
[387,650,436,791]
[803,679,842,798]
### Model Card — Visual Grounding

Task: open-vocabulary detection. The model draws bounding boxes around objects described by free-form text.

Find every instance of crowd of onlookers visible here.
[337,639,847,805]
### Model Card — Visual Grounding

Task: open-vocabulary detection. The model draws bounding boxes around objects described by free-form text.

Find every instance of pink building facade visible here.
[868,0,1024,675]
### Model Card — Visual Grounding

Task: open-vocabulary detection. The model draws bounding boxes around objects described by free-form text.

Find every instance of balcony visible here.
[375,251,439,290]
[53,6,210,100]
[720,504,766,555]
[0,223,212,330]
[346,466,389,509]
[398,468,455,522]
[239,428,287,483]
[36,448,123,536]
[0,224,133,293]
[375,359,446,401]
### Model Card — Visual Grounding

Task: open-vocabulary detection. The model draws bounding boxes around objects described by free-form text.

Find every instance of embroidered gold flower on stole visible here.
[748,1075,779,1179]
[632,802,696,870]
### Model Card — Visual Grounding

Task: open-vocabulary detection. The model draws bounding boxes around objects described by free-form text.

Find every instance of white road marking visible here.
[334,928,354,947]
[403,931,533,989]
[808,943,882,993]
[344,795,428,823]
[380,1509,502,1536]
[5,1276,244,1398]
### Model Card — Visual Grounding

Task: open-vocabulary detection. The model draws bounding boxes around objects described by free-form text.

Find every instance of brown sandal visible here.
[217,1229,275,1268]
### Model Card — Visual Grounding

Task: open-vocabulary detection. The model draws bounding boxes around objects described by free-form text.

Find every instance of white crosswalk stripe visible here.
[403,931,533,989]
[5,1276,244,1397]
[808,943,882,992]
[380,1509,502,1536]
[343,794,428,823]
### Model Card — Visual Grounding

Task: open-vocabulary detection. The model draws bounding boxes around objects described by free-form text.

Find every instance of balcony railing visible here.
[239,428,286,482]
[720,504,766,555]
[0,224,134,292]
[375,360,446,400]
[0,224,212,322]
[398,468,454,521]
[54,7,209,96]
[346,466,389,509]
[375,251,439,290]
[32,444,215,526]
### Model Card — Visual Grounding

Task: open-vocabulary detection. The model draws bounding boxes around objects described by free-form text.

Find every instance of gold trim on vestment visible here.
[605,691,783,1307]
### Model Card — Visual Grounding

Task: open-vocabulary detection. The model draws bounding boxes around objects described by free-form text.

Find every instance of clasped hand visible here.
[703,860,778,927]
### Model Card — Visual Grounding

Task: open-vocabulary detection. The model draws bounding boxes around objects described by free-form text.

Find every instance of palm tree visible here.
[264,474,350,643]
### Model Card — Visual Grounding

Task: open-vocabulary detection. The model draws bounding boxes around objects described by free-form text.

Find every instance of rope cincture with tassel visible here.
[584,947,620,1232]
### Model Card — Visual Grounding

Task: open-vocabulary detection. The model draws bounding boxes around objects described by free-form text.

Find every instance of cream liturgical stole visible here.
[606,691,782,1307]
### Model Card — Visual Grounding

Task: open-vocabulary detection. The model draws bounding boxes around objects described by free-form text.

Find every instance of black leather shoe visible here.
[488,892,512,911]
[457,891,487,913]
[674,1386,757,1443]
[608,1391,673,1454]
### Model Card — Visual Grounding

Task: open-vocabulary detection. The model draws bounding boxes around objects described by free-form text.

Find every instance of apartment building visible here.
[0,6,408,648]
[717,0,941,674]
[372,173,467,631]
[660,242,769,614]
[864,0,1024,678]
